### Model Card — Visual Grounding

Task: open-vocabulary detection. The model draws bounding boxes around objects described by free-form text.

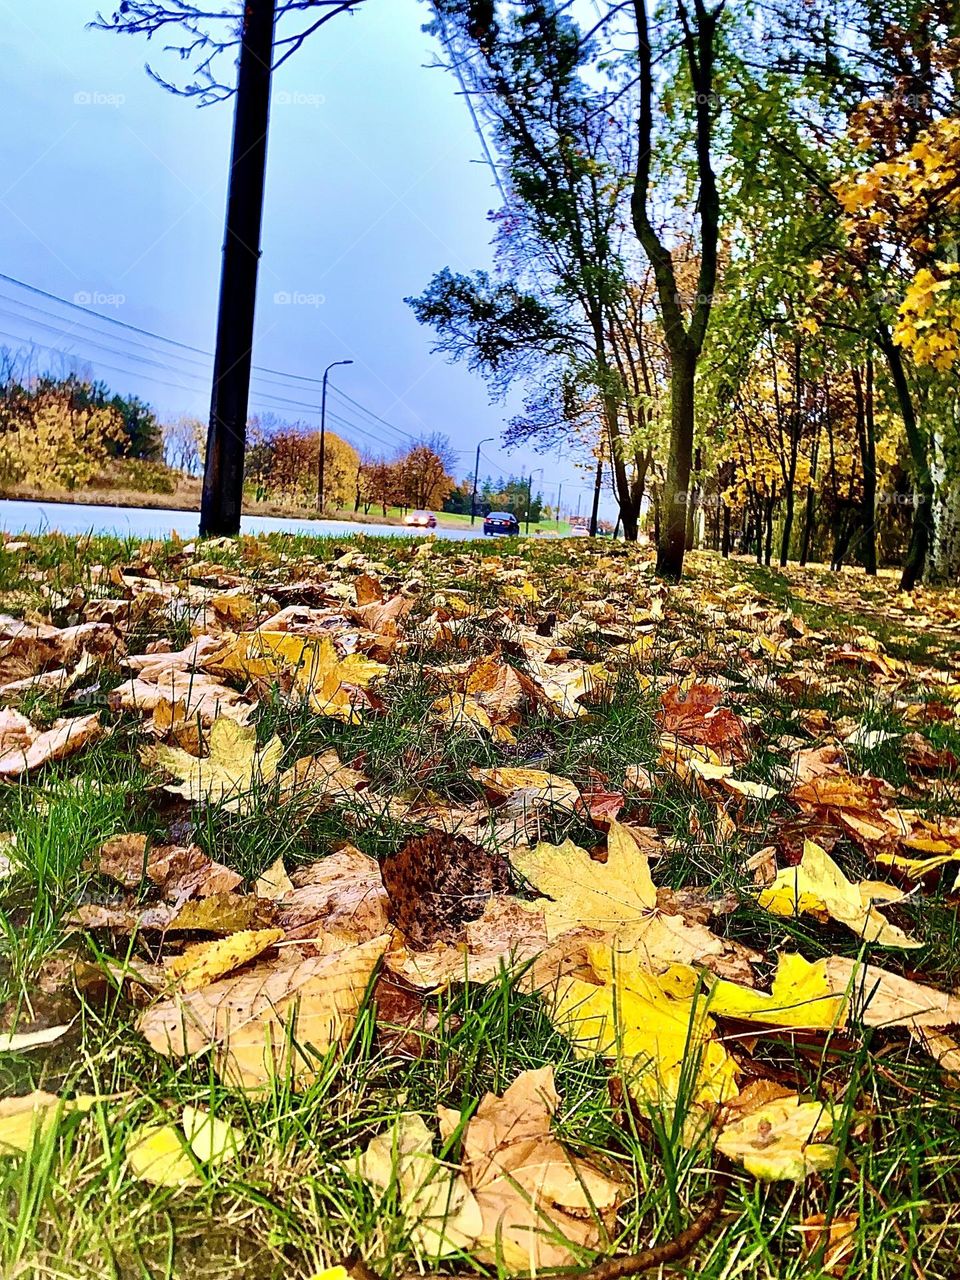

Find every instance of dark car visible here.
[483,510,520,536]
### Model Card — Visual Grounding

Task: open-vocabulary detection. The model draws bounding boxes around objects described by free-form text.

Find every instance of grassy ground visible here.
[0,534,959,1278]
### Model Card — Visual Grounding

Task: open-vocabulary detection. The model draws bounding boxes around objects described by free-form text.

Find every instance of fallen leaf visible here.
[278,846,390,945]
[660,683,749,761]
[438,1066,623,1270]
[470,766,582,815]
[254,856,294,900]
[511,822,655,940]
[144,717,283,812]
[0,710,102,776]
[359,1113,482,1256]
[547,944,739,1109]
[382,833,510,948]
[704,953,847,1029]
[139,934,388,1089]
[0,1022,73,1053]
[97,836,243,900]
[0,1091,96,1154]
[757,840,919,948]
[126,1122,200,1187]
[716,1090,837,1180]
[824,956,960,1028]
[797,1212,858,1277]
[165,929,284,991]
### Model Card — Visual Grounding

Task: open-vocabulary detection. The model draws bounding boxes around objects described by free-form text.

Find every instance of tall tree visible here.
[631,0,726,578]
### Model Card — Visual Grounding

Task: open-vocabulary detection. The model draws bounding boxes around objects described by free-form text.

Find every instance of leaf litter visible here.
[0,535,959,1275]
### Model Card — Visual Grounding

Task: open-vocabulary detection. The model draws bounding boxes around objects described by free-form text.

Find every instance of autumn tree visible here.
[0,374,124,490]
[413,1,657,540]
[398,435,457,510]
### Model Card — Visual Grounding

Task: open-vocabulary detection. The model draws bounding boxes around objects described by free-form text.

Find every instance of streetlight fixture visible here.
[470,436,495,525]
[525,467,544,535]
[317,358,354,512]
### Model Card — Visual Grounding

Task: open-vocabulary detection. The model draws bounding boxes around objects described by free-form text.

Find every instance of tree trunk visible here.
[779,485,794,567]
[721,503,731,558]
[878,332,933,588]
[926,427,960,584]
[656,348,696,580]
[862,357,878,575]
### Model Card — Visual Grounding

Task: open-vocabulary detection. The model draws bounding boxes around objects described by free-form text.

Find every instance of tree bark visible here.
[878,330,933,588]
[657,348,696,578]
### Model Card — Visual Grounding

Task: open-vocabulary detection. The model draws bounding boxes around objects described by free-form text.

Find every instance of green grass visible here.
[0,533,958,1277]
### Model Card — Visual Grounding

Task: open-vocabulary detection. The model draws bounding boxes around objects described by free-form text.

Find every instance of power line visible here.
[0,270,435,455]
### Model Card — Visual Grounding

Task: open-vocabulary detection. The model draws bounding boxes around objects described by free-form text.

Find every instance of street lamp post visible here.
[317,359,353,511]
[470,437,495,525]
[525,467,543,535]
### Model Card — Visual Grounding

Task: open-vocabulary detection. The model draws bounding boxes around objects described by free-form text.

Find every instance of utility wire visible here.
[0,270,442,455]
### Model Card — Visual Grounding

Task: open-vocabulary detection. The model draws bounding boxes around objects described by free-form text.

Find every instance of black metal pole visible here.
[318,369,330,511]
[317,359,353,512]
[200,0,277,537]
[589,455,602,537]
[470,436,493,524]
[471,442,481,525]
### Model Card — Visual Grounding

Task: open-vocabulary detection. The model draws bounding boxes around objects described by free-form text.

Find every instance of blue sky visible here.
[0,0,608,517]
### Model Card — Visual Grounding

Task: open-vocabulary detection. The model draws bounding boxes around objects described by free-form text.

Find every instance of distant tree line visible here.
[444,474,544,522]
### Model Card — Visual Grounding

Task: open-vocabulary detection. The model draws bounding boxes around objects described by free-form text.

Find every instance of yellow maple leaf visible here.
[510,820,655,939]
[548,944,739,1109]
[145,718,283,812]
[757,840,919,948]
[704,953,847,1030]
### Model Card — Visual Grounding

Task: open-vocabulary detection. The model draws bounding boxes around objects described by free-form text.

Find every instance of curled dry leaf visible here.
[0,710,102,777]
[96,835,243,900]
[140,933,389,1089]
[109,672,255,730]
[359,1113,482,1257]
[470,766,582,815]
[277,845,389,945]
[757,840,919,948]
[659,682,750,761]
[435,1066,623,1271]
[797,1212,859,1277]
